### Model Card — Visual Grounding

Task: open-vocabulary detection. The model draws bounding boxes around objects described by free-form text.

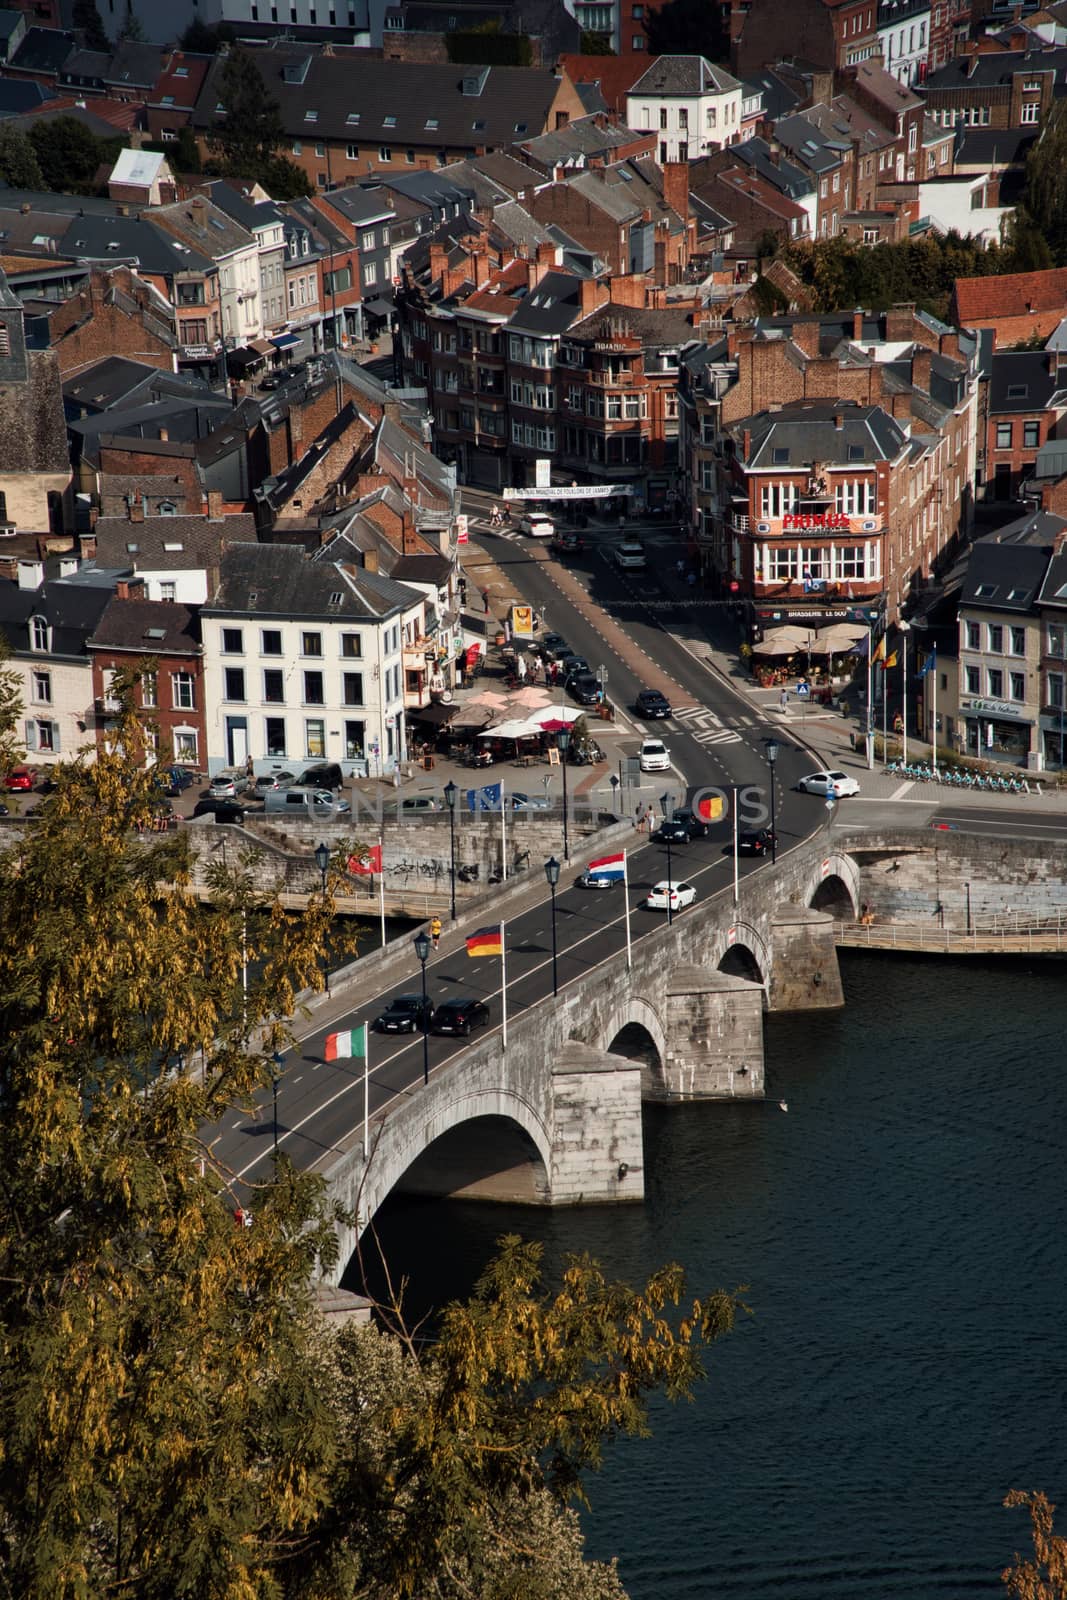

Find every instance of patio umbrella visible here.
[812,623,867,653]
[478,718,536,740]
[752,636,800,657]
[764,625,813,648]
[528,705,580,728]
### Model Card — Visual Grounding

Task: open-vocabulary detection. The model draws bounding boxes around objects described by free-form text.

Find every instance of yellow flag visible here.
[872,636,886,663]
[883,651,898,670]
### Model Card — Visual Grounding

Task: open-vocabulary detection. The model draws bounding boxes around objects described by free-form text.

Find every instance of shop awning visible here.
[250,337,274,357]
[364,296,395,318]
[407,701,457,726]
[227,345,266,372]
[270,332,301,350]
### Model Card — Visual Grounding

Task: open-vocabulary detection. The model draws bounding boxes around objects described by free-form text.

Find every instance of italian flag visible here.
[324,1023,368,1061]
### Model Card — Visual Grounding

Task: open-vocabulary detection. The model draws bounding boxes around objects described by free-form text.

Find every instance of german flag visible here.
[466,926,503,958]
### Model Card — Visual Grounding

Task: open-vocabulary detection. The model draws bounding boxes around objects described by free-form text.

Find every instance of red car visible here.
[5,767,33,792]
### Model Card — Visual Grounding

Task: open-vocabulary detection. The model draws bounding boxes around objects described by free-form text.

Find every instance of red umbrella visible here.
[538,718,573,733]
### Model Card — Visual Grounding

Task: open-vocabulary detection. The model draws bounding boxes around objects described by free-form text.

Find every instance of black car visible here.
[567,671,601,706]
[258,371,284,390]
[556,653,590,679]
[636,689,672,719]
[673,806,711,839]
[192,798,246,825]
[299,762,344,791]
[550,530,585,557]
[373,994,433,1033]
[540,633,571,661]
[430,997,490,1036]
[738,828,777,856]
[656,816,690,844]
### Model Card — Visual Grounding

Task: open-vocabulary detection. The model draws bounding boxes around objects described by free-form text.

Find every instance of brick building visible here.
[950,266,1067,348]
[679,305,978,626]
[40,266,178,380]
[87,591,206,770]
[923,41,1067,131]
[983,348,1067,500]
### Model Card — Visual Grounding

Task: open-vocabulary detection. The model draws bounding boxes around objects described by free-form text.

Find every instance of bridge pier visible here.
[767,906,844,1011]
[661,966,765,1099]
[551,1041,645,1206]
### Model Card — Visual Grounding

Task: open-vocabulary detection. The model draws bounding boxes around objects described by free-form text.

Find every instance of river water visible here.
[363,953,1067,1599]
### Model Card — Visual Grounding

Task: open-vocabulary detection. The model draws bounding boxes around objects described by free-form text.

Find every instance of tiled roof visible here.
[953,266,1067,325]
[88,595,200,654]
[90,513,253,571]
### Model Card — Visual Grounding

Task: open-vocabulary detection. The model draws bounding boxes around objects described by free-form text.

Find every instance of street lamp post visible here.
[659,790,675,925]
[314,840,331,992]
[271,1051,284,1161]
[444,779,458,921]
[766,738,779,866]
[413,929,430,1085]
[557,727,572,861]
[545,855,560,994]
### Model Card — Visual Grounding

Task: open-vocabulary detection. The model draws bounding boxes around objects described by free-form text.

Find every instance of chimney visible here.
[429,243,448,284]
[129,500,145,524]
[742,427,752,459]
[81,533,98,560]
[158,427,168,442]
[364,546,379,573]
[853,308,864,340]
[17,559,44,590]
[661,161,689,223]
[833,412,844,429]
[580,277,607,317]
[911,346,932,392]
[206,489,224,521]
[116,578,132,599]
[791,319,820,357]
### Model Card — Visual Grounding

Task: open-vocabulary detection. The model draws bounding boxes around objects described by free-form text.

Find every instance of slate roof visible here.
[926,44,1067,90]
[501,268,582,335]
[733,400,908,467]
[57,211,214,276]
[963,526,1056,613]
[89,513,252,572]
[321,186,396,228]
[954,128,1037,167]
[98,473,194,514]
[63,356,165,412]
[389,551,451,585]
[629,55,740,97]
[192,49,567,149]
[518,114,646,167]
[953,266,1067,325]
[0,79,51,113]
[0,579,111,661]
[773,112,849,175]
[1035,534,1067,609]
[572,300,694,346]
[201,179,285,235]
[102,39,160,89]
[742,67,801,122]
[204,541,423,620]
[88,595,200,654]
[729,137,814,200]
[989,349,1065,414]
[149,197,254,259]
[7,26,75,75]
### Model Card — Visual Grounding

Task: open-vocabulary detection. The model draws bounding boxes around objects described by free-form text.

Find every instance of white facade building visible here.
[626,55,743,163]
[200,544,427,776]
[876,0,931,84]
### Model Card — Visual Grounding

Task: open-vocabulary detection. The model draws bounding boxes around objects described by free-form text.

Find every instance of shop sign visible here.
[782,511,852,530]
[962,697,1014,717]
[180,344,213,360]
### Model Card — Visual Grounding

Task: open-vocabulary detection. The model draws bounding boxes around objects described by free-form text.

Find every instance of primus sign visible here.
[782,512,853,530]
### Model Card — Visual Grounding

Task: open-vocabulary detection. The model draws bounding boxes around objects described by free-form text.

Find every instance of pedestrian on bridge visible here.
[430,915,442,951]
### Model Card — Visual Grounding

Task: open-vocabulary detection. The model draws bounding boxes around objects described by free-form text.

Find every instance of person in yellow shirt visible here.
[429,915,442,952]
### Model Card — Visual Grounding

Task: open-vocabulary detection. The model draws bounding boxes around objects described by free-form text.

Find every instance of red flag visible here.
[347,844,382,876]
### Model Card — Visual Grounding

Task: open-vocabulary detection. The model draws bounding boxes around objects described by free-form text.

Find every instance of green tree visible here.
[180,15,234,50]
[0,123,43,190]
[209,47,311,196]
[175,123,202,173]
[0,688,343,1598]
[71,0,110,51]
[0,635,23,784]
[27,116,119,194]
[580,28,615,52]
[1021,101,1067,265]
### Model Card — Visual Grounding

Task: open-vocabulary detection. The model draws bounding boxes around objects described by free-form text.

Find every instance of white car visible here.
[639,738,671,773]
[796,769,861,798]
[614,538,646,570]
[645,880,697,912]
[518,511,554,539]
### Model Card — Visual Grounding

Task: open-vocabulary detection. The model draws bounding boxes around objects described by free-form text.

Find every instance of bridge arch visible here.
[593,996,668,1096]
[714,921,770,992]
[806,851,861,919]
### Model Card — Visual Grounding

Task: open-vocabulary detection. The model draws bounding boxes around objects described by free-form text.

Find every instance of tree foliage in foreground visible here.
[208,47,312,199]
[1003,1491,1067,1600]
[0,686,748,1599]
[1018,101,1067,267]
[780,231,1029,319]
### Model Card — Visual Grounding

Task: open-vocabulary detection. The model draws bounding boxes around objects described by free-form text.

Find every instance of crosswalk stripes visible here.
[672,704,744,747]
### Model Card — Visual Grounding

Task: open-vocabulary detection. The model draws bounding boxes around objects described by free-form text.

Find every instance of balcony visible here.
[403,639,437,670]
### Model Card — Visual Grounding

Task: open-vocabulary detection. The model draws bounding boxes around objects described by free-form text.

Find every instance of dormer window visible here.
[30,615,50,652]
[159,500,177,515]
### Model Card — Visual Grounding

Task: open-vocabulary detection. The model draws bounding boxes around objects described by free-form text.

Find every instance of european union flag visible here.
[466,781,503,812]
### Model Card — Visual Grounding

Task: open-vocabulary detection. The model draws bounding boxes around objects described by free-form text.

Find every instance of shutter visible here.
[24,719,36,751]
[51,723,60,753]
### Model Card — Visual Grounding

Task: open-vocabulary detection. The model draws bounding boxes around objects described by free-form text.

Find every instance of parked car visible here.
[207,768,249,800]
[400,794,442,814]
[299,762,344,791]
[550,530,585,557]
[639,739,671,773]
[738,828,778,855]
[192,798,246,825]
[796,770,861,798]
[540,633,571,660]
[656,815,690,844]
[645,880,697,912]
[556,653,589,678]
[614,538,646,570]
[5,767,34,792]
[258,371,284,390]
[635,688,671,719]
[518,511,554,539]
[373,993,433,1033]
[157,764,197,796]
[253,770,296,793]
[578,866,621,890]
[430,997,490,1036]
[567,671,601,706]
[264,787,348,819]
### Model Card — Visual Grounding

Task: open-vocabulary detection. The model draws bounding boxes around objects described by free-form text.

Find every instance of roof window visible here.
[383,115,397,127]
[975,583,997,597]
[346,111,360,124]
[304,109,318,122]
[848,443,864,460]
[1006,383,1028,398]
[772,446,789,464]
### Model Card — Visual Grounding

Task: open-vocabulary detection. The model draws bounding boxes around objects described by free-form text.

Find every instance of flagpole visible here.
[500,919,507,1049]
[733,784,739,906]
[866,624,874,770]
[931,652,938,778]
[362,1019,370,1158]
[882,659,888,758]
[501,779,508,883]
[902,632,909,767]
[623,851,632,970]
[378,834,386,949]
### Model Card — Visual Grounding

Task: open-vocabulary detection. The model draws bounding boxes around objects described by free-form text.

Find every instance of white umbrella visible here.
[478,718,536,740]
[765,625,813,648]
[753,636,800,658]
[814,623,867,652]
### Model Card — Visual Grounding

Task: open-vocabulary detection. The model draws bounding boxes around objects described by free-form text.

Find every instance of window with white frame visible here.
[172,672,195,710]
[32,669,51,704]
[759,482,798,518]
[833,545,867,578]
[764,545,799,581]
[834,479,876,515]
[174,728,198,761]
[141,671,157,708]
[30,616,50,652]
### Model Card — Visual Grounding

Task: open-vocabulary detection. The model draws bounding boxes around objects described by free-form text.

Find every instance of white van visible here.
[264,786,350,820]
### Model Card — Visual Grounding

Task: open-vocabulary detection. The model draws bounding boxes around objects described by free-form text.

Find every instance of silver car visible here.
[208,768,249,799]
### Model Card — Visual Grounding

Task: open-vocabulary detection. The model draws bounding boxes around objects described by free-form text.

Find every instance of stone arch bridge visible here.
[323,831,861,1281]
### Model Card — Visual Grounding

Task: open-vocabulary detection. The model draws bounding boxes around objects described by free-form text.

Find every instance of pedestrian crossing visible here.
[673,704,747,747]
